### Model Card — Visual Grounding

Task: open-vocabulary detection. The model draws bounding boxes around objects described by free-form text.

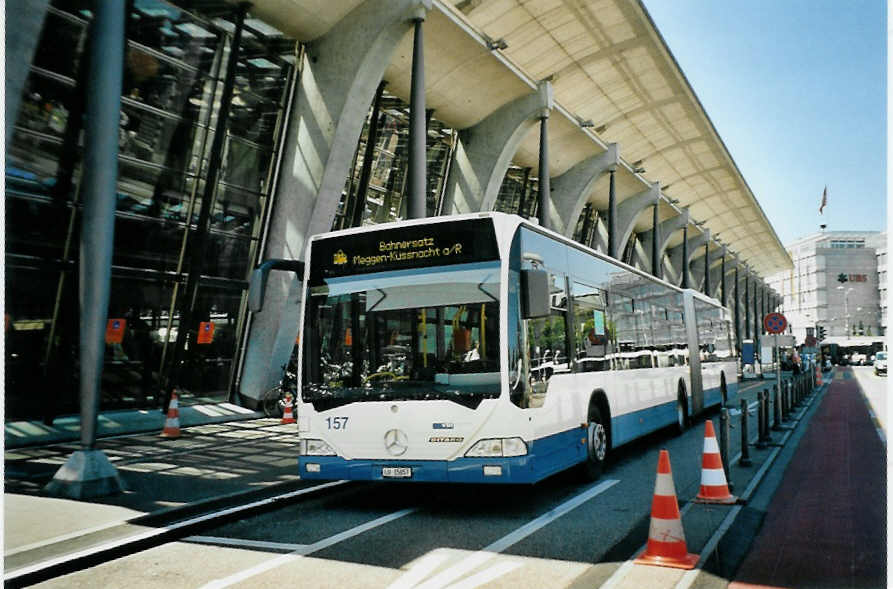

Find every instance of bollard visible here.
[756,390,766,448]
[780,381,787,423]
[739,398,752,466]
[772,383,783,431]
[719,408,732,491]
[758,389,772,446]
[782,381,792,422]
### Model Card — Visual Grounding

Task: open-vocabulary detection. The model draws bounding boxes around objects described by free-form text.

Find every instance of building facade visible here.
[768,231,886,342]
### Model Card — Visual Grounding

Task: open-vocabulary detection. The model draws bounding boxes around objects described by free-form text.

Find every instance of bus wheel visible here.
[675,388,688,435]
[580,405,608,481]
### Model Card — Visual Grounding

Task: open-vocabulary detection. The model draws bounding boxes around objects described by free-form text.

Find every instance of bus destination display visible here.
[310,218,499,283]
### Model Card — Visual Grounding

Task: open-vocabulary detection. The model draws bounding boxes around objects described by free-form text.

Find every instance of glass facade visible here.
[332,92,457,230]
[6,1,296,419]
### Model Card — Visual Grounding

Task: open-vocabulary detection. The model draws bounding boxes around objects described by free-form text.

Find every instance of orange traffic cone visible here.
[694,420,737,504]
[161,391,181,438]
[635,449,699,570]
[815,364,823,386]
[281,392,296,424]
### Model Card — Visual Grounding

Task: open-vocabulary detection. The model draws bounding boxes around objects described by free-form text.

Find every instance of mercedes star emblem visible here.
[384,428,408,456]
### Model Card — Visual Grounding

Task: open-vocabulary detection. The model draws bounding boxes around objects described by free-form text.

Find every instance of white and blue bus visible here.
[282,212,737,484]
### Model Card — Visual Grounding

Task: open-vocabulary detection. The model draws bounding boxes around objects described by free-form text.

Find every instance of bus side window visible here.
[571,282,609,372]
[525,274,570,407]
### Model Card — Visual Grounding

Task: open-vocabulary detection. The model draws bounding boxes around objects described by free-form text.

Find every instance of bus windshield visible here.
[303,262,501,411]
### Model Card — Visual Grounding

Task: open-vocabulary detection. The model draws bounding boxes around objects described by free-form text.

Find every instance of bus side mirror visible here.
[248,259,306,313]
[521,269,550,319]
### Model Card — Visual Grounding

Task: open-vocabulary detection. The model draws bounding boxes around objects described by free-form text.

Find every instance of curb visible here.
[5,404,264,450]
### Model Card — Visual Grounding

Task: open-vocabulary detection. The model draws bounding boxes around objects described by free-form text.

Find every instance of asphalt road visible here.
[24,380,807,589]
[850,364,887,436]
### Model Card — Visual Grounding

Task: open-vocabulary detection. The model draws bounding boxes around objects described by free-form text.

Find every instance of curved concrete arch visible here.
[642,207,689,283]
[706,246,728,300]
[643,207,689,265]
[667,227,708,288]
[688,230,713,290]
[242,0,432,402]
[441,81,553,215]
[550,144,619,236]
[615,182,660,257]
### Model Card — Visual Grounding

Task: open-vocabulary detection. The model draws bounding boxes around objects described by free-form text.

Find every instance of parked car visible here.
[873,351,887,376]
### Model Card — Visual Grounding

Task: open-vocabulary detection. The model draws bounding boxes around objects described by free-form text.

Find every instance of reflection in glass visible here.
[6,1,296,417]
[303,264,501,411]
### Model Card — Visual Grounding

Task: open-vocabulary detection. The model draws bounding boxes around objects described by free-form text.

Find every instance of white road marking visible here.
[443,560,523,589]
[389,552,454,589]
[5,520,131,557]
[199,507,418,589]
[3,480,348,583]
[186,536,310,552]
[403,478,619,589]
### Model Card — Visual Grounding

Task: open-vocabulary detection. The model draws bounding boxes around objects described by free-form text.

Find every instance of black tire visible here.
[261,386,283,418]
[674,384,688,435]
[579,404,608,482]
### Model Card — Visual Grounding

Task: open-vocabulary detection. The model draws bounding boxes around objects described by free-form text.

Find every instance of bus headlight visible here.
[465,437,528,457]
[300,439,336,456]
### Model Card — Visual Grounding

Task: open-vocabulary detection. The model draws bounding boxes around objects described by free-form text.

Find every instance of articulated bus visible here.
[281,212,737,484]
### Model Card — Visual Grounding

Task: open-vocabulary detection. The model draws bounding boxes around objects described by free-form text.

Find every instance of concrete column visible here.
[706,246,727,300]
[537,111,551,228]
[45,0,126,499]
[667,224,708,289]
[651,203,660,278]
[745,272,751,339]
[550,144,619,236]
[754,281,761,339]
[241,0,433,403]
[607,169,617,258]
[703,240,710,296]
[441,81,553,215]
[615,182,660,260]
[640,207,688,282]
[687,230,711,291]
[720,249,727,305]
[407,11,427,219]
[734,265,741,350]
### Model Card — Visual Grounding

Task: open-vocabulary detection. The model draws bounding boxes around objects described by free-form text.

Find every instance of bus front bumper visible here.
[298,455,540,484]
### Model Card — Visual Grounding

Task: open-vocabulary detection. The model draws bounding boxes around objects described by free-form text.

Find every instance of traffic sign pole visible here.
[774,333,781,403]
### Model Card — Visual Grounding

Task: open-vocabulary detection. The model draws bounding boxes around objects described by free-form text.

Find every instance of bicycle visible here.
[261,363,297,418]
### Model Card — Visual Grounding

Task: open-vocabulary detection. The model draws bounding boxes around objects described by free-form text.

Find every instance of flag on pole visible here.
[819,186,828,214]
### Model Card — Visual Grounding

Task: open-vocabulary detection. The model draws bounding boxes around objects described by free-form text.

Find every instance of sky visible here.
[642,0,887,246]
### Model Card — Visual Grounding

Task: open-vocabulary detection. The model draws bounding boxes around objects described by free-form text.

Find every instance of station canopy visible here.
[248,0,793,278]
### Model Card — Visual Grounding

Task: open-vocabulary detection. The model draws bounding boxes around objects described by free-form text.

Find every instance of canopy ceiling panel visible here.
[248,0,791,276]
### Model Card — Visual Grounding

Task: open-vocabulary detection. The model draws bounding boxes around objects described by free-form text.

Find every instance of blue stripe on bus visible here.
[298,382,739,484]
[298,427,586,484]
[610,381,739,446]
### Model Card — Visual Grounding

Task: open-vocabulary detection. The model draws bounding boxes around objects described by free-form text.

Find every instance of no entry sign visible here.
[763,312,788,334]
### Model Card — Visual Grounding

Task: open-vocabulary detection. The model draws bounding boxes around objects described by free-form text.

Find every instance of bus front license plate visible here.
[382,467,412,478]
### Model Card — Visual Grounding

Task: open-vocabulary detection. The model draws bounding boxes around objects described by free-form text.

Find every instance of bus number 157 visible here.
[326,417,349,430]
